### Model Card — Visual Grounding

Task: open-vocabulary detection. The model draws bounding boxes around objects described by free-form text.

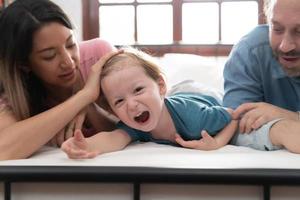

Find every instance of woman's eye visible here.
[67,43,76,49]
[43,54,56,61]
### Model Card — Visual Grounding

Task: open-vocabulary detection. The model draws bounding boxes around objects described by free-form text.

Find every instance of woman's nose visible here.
[60,51,73,68]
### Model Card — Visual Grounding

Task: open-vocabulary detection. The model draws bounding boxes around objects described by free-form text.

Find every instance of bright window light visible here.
[98,0,259,45]
[221,1,258,44]
[182,3,219,44]
[99,6,135,45]
[137,5,173,44]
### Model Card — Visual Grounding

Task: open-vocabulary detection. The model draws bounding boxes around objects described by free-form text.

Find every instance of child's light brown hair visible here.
[99,47,165,113]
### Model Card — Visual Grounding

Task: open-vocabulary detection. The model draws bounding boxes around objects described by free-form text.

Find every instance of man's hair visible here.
[264,0,275,23]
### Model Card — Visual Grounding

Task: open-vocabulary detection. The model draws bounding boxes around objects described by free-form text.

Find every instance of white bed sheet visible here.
[1,143,300,169]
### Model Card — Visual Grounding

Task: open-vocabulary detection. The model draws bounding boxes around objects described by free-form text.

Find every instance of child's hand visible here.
[61,129,99,159]
[175,130,219,150]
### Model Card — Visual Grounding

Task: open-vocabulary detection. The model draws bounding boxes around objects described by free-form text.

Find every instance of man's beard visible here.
[273,49,300,77]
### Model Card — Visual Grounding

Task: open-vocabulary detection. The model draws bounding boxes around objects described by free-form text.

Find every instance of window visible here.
[82,0,265,56]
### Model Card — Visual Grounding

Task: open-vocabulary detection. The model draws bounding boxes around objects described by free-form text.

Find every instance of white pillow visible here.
[156,53,227,93]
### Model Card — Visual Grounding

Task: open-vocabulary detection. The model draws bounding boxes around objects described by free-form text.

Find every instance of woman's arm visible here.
[61,129,131,159]
[0,89,95,160]
[0,51,120,160]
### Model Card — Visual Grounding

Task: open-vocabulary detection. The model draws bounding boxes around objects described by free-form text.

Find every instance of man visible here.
[223,0,300,153]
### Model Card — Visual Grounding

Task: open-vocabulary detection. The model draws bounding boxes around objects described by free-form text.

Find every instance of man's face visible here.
[269,0,300,77]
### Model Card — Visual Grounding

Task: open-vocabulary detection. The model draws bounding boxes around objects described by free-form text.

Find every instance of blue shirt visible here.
[223,25,300,111]
[117,93,231,145]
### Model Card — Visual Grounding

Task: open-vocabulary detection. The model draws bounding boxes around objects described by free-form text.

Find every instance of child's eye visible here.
[134,86,144,93]
[114,99,124,106]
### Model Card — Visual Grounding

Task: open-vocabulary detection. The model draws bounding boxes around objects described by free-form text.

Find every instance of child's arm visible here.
[208,119,238,149]
[61,129,131,159]
[175,120,238,150]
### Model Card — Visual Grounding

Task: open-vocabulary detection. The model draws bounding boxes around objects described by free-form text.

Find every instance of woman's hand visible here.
[61,129,99,159]
[82,50,123,103]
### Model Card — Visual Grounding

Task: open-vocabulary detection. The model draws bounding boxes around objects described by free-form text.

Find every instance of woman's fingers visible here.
[83,49,123,102]
[91,49,123,74]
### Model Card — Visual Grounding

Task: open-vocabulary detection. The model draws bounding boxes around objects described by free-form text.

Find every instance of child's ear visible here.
[96,95,114,114]
[157,75,167,96]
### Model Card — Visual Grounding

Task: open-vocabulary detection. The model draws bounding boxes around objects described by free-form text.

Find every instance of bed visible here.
[0,53,300,200]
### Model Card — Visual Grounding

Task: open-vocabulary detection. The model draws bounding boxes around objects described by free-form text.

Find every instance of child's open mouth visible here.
[134,111,150,123]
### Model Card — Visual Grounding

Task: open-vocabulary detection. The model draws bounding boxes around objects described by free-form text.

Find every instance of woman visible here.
[0,0,117,160]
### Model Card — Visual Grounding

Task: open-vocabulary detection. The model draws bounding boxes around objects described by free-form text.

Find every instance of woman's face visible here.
[29,22,80,92]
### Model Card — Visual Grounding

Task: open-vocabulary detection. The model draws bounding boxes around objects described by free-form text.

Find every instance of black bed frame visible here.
[1,166,300,200]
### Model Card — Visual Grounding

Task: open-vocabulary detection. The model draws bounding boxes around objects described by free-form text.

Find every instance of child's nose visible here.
[127,98,138,110]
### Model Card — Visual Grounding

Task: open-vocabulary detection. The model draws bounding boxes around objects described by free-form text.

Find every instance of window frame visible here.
[82,0,266,56]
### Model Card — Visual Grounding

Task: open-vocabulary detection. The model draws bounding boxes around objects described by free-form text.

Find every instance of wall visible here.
[52,0,83,41]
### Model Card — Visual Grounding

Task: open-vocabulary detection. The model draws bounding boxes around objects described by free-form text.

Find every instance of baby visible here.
[61,48,238,159]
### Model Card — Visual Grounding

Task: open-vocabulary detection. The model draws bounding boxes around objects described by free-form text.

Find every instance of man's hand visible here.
[233,102,298,133]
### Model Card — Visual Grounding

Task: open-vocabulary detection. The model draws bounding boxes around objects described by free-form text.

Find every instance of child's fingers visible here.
[66,148,89,159]
[175,134,199,149]
[201,130,214,142]
[73,129,87,148]
[74,129,84,140]
[201,130,209,137]
[86,151,100,159]
[68,149,99,159]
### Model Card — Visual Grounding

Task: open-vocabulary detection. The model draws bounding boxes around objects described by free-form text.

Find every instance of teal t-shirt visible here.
[117,93,231,145]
